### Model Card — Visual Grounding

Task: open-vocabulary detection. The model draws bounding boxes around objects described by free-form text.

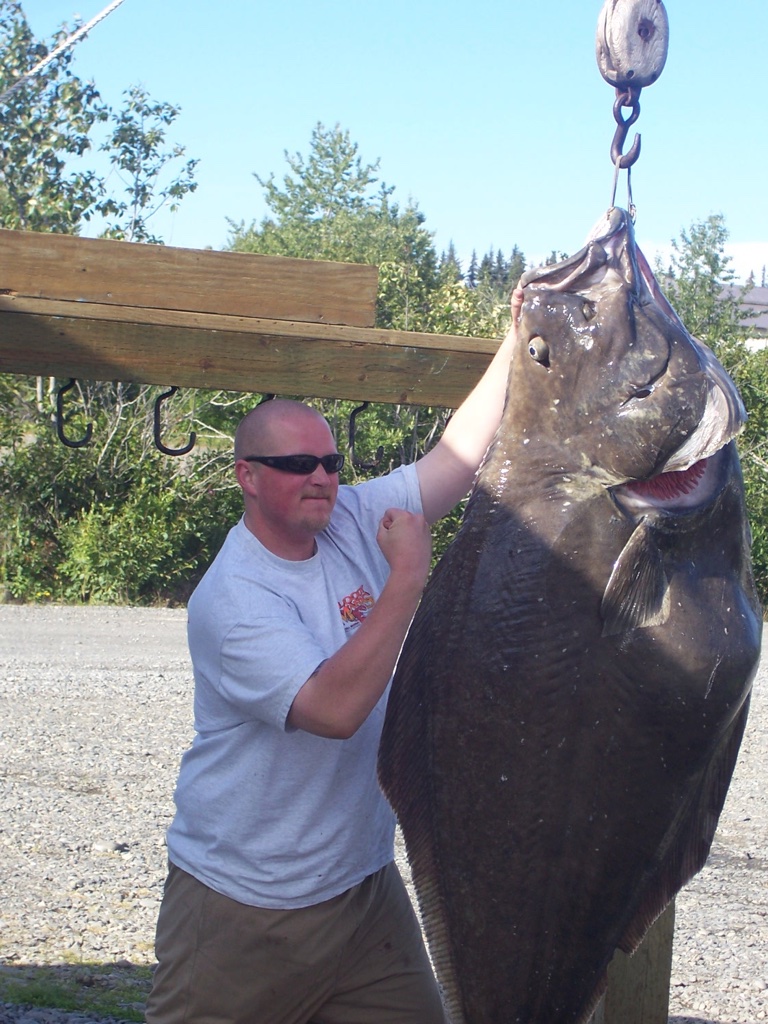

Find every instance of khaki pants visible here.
[145,861,446,1024]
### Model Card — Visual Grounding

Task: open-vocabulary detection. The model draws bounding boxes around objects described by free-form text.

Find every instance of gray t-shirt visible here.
[166,463,422,909]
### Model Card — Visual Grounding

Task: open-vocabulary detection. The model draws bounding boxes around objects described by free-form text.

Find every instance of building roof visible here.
[739,286,768,333]
[720,285,768,335]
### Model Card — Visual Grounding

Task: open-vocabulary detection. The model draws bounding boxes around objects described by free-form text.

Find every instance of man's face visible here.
[240,411,341,556]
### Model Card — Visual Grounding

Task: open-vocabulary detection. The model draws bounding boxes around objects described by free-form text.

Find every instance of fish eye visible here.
[582,301,597,321]
[622,385,655,407]
[528,336,550,368]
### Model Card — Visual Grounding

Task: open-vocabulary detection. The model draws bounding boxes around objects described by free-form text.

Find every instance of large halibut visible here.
[379,208,761,1024]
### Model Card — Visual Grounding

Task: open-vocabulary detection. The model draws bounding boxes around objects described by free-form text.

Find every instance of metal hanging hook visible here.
[597,0,669,204]
[611,85,642,169]
[348,402,384,472]
[153,386,196,456]
[55,379,93,449]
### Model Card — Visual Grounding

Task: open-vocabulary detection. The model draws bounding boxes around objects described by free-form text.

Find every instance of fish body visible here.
[378,208,761,1024]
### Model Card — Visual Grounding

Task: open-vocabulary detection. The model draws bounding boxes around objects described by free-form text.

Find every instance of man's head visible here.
[235,400,343,560]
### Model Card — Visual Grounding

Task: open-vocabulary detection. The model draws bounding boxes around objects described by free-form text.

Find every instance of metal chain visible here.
[0,0,127,107]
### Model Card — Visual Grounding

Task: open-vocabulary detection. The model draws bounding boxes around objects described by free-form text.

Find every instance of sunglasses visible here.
[242,453,345,475]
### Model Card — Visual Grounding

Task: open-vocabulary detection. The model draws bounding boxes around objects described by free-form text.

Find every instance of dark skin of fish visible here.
[379,210,762,1024]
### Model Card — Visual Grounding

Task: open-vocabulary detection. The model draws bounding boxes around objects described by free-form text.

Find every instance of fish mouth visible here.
[612,448,729,514]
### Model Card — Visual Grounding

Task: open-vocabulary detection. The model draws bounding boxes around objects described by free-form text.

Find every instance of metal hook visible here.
[55,379,93,448]
[348,402,384,471]
[153,386,196,456]
[611,85,642,169]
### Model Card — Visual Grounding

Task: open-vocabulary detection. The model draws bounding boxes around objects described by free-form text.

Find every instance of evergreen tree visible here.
[493,249,507,290]
[438,241,463,284]
[466,250,478,289]
[478,248,494,285]
[508,245,526,287]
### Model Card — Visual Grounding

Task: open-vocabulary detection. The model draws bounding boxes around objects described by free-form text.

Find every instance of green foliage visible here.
[716,346,768,602]
[97,84,199,243]
[254,121,393,223]
[665,214,751,353]
[60,484,193,603]
[0,5,197,240]
[0,379,239,604]
[0,0,107,232]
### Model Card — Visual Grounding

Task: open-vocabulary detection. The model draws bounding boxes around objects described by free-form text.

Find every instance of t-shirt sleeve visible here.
[189,580,333,734]
[216,614,328,730]
[332,462,423,536]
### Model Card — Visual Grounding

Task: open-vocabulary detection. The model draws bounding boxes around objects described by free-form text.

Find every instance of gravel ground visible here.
[0,604,765,1024]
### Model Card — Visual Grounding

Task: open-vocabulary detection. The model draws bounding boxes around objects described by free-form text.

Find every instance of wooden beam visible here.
[0,228,378,328]
[0,295,497,407]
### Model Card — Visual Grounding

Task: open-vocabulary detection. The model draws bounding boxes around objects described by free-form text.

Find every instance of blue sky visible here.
[24,0,768,283]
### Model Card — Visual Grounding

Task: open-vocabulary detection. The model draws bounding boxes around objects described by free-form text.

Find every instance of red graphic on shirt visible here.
[338,585,375,625]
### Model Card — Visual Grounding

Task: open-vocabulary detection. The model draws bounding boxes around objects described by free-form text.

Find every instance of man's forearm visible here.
[287,567,426,740]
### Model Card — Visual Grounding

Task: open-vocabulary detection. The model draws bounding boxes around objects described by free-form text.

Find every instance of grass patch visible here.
[0,961,153,1021]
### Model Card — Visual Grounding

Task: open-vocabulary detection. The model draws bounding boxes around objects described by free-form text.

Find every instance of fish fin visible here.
[600,522,669,636]
[378,551,472,1024]
[616,692,752,955]
[576,976,610,1024]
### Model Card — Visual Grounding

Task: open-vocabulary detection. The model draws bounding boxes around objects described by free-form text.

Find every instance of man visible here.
[146,295,520,1024]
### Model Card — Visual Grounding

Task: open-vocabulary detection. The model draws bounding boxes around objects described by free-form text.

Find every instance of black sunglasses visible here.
[242,453,345,475]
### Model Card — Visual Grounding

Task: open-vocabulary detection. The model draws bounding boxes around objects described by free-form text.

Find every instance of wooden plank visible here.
[0,228,378,328]
[590,903,676,1024]
[0,296,497,407]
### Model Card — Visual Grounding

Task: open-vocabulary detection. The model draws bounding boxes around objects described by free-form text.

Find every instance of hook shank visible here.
[611,86,642,169]
[153,387,196,457]
[55,379,93,449]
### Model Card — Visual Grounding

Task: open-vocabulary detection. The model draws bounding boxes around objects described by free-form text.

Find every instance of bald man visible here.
[146,296,520,1024]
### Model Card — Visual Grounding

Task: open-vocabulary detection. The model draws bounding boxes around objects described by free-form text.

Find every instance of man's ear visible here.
[235,459,258,497]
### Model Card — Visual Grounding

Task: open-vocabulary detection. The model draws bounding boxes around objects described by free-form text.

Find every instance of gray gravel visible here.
[0,604,765,1024]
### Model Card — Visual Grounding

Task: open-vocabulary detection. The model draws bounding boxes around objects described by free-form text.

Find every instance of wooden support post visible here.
[590,902,675,1024]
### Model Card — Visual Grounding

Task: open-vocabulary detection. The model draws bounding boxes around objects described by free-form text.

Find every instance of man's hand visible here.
[377,508,432,588]
[511,283,524,322]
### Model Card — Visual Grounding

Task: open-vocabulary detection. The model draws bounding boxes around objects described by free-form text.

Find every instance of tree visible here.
[665,214,749,355]
[0,0,107,232]
[254,121,393,224]
[96,85,199,243]
[466,250,478,289]
[508,245,526,287]
[0,6,198,242]
[438,242,463,284]
[229,122,445,332]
